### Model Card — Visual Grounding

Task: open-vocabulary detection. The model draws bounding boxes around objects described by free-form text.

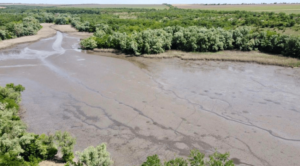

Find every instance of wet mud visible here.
[1,32,300,166]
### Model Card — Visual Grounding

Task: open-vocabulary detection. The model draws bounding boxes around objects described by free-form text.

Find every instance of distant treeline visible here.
[200,2,300,5]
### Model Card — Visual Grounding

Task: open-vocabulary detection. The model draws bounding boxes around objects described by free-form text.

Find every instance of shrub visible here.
[80,37,97,50]
[164,157,188,166]
[141,154,161,166]
[0,30,6,40]
[69,143,113,166]
[54,131,76,162]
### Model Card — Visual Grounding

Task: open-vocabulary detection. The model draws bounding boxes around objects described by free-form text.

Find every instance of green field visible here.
[58,4,168,9]
[0,3,168,9]
[174,4,300,14]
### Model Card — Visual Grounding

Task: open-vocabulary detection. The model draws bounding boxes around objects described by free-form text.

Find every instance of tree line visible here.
[81,25,300,58]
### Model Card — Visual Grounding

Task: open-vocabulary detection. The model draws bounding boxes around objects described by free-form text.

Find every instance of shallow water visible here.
[1,32,300,166]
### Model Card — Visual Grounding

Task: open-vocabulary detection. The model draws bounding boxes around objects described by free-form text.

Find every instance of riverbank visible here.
[89,49,300,68]
[50,24,92,39]
[0,23,56,50]
[0,23,93,51]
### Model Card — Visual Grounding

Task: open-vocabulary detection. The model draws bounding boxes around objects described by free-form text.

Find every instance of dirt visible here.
[50,25,92,39]
[39,161,65,166]
[1,32,300,166]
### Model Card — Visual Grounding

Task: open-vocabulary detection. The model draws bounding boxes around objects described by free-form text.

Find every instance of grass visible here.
[262,27,300,36]
[143,50,300,67]
[173,4,300,14]
[113,12,138,19]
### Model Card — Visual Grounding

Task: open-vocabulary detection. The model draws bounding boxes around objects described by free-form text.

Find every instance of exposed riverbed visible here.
[1,32,300,166]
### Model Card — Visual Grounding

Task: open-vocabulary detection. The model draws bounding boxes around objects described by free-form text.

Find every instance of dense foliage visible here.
[81,25,300,58]
[0,16,41,41]
[68,143,113,166]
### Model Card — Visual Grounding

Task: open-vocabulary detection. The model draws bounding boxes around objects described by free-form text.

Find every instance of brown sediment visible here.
[91,48,122,53]
[39,160,65,166]
[88,49,300,67]
[50,24,92,39]
[144,50,300,67]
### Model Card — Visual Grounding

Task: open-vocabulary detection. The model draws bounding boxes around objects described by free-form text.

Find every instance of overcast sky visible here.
[2,0,300,4]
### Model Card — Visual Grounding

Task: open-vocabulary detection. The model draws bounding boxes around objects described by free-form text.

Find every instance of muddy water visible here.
[1,32,300,166]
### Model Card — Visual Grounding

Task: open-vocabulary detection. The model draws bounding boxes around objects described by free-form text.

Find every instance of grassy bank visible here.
[89,49,300,67]
[144,50,300,67]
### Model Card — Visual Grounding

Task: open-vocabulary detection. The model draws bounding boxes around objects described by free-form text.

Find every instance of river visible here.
[0,32,300,166]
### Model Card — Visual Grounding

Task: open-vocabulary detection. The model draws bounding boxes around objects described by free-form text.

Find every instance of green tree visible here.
[69,143,113,166]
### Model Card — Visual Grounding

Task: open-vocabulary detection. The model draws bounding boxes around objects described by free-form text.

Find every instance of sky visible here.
[1,0,300,4]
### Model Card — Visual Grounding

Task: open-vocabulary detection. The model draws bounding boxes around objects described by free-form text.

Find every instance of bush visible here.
[54,131,76,162]
[55,16,69,25]
[0,30,6,40]
[141,154,161,166]
[80,37,97,50]
[164,157,188,166]
[69,143,113,166]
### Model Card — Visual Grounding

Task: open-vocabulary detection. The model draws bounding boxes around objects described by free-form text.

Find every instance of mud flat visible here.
[0,32,300,166]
